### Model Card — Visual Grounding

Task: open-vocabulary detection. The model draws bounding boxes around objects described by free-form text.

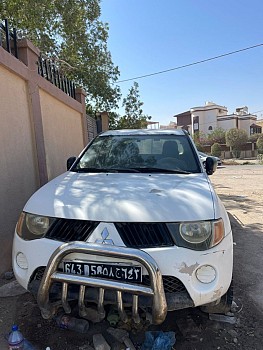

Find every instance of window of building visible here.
[193,116,199,131]
[250,125,262,135]
[208,126,213,131]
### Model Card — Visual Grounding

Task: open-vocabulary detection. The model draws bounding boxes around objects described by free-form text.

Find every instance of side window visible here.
[177,137,200,172]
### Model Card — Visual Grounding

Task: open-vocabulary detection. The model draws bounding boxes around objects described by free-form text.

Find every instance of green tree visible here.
[116,82,151,129]
[194,142,205,152]
[226,128,248,158]
[211,143,221,157]
[1,0,121,111]
[208,127,226,144]
[193,131,207,143]
[108,111,120,130]
[248,133,262,143]
[256,135,263,154]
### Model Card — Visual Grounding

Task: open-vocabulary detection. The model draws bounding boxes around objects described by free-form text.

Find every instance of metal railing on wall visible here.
[1,18,77,100]
[0,19,18,58]
[38,55,76,99]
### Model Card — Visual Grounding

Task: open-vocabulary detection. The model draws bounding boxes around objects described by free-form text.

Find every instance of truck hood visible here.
[24,172,215,222]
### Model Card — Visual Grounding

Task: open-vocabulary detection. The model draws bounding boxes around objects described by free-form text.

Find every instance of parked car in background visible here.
[13,129,232,326]
[199,151,222,167]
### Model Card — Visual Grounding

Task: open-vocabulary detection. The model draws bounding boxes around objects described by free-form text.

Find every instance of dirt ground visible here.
[0,164,263,350]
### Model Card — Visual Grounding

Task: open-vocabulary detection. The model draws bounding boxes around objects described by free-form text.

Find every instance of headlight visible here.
[179,221,211,243]
[26,214,50,235]
[16,212,55,240]
[167,219,224,251]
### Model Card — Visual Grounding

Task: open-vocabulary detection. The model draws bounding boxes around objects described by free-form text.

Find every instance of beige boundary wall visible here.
[0,39,88,275]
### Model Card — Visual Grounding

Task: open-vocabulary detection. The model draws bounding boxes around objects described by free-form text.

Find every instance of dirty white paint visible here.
[212,286,223,300]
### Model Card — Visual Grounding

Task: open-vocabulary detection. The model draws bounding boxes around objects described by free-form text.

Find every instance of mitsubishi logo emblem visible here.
[95,227,114,245]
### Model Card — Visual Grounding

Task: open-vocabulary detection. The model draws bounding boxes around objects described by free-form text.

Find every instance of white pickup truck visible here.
[12,129,233,325]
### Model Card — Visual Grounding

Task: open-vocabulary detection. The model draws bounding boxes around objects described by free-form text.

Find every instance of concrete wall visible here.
[40,89,84,179]
[239,117,256,135]
[191,109,217,134]
[0,66,39,271]
[0,39,87,274]
[218,115,257,135]
[218,117,237,130]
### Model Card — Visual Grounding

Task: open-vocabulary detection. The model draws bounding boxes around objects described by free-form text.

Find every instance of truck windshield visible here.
[72,134,201,173]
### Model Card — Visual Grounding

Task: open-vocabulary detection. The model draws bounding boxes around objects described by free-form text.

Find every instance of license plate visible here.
[63,261,142,282]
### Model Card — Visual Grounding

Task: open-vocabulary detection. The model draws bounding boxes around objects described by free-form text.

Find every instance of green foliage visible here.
[211,143,221,157]
[193,131,208,146]
[1,0,121,110]
[207,127,226,144]
[248,133,262,143]
[226,128,248,148]
[226,128,248,158]
[115,82,151,129]
[108,111,120,130]
[256,135,263,154]
[194,142,205,152]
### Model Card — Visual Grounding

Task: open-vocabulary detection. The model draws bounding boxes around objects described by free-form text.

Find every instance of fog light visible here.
[196,265,216,283]
[16,252,28,270]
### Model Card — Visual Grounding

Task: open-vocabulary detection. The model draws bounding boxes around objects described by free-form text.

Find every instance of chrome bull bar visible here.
[37,242,167,325]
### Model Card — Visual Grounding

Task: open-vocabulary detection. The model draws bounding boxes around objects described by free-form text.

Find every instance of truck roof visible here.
[99,129,187,137]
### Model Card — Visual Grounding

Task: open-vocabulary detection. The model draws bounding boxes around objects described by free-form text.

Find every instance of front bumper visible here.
[37,241,168,325]
[13,230,233,324]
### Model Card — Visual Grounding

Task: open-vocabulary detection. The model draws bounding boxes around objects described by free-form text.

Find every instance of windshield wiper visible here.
[73,167,190,174]
[73,167,140,173]
[107,167,141,173]
[131,167,191,174]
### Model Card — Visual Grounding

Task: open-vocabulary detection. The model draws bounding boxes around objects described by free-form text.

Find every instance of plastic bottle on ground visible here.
[55,314,90,333]
[8,325,24,350]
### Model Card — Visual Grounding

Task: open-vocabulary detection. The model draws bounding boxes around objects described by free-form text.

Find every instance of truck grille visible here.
[45,219,174,248]
[45,219,99,242]
[142,275,186,293]
[115,222,174,248]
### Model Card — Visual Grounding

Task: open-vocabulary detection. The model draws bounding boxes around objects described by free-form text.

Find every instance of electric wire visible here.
[116,43,263,83]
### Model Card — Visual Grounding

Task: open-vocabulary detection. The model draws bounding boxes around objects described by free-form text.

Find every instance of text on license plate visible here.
[63,262,142,282]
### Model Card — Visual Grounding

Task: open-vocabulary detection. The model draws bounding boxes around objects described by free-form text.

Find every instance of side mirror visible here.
[206,157,217,175]
[67,156,76,170]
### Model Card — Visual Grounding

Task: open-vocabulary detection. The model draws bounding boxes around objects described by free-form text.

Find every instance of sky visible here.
[100,0,263,126]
